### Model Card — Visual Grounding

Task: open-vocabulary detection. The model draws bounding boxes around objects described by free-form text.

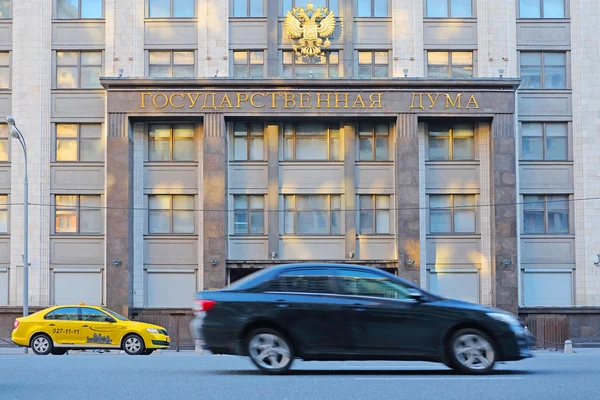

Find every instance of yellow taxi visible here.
[11,303,170,355]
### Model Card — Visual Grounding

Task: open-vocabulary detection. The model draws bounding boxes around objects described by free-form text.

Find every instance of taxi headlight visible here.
[146,328,161,334]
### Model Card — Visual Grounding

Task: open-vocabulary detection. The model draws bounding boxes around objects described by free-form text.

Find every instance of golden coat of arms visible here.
[285,2,336,57]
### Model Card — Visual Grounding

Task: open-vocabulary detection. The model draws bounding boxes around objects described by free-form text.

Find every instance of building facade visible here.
[0,0,599,338]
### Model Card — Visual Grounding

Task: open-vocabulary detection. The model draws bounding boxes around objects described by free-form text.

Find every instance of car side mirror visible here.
[105,317,116,323]
[407,289,424,302]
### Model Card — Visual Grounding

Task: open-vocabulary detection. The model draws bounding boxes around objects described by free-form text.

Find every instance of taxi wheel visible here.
[122,334,145,355]
[30,334,53,356]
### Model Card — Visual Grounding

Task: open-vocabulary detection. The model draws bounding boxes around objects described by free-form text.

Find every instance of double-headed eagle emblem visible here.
[285,2,336,57]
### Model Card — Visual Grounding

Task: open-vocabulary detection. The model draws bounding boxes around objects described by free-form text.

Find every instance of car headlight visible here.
[146,328,161,334]
[487,312,522,328]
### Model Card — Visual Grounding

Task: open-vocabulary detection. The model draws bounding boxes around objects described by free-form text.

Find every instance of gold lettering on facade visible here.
[409,93,425,110]
[169,93,185,109]
[250,93,266,108]
[369,93,383,109]
[219,94,234,109]
[466,95,480,109]
[140,92,152,109]
[266,92,282,108]
[352,94,366,109]
[426,93,441,109]
[284,93,297,108]
[201,93,217,110]
[315,92,332,108]
[152,93,169,109]
[299,93,312,108]
[334,93,349,109]
[187,93,201,109]
[445,93,462,109]
[236,93,249,108]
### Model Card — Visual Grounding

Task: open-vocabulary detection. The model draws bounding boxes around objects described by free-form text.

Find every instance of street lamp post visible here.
[5,117,28,354]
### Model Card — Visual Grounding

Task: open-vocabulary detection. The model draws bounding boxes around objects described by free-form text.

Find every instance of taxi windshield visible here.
[102,308,129,321]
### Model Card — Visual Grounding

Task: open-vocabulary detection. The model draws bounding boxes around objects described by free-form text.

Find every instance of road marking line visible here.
[355,377,524,381]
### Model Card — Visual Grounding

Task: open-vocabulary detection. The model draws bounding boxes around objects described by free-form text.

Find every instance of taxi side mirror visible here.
[407,289,424,302]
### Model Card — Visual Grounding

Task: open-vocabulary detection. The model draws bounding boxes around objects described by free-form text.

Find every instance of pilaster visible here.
[477,0,518,78]
[266,124,279,258]
[105,0,145,78]
[392,0,424,77]
[478,122,493,306]
[198,0,229,78]
[343,122,356,259]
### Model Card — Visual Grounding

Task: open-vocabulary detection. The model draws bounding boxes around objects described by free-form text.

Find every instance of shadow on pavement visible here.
[210,369,533,376]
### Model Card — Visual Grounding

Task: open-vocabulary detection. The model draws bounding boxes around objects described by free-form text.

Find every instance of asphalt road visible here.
[0,349,598,400]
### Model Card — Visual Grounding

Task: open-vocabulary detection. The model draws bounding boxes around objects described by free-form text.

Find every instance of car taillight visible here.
[13,320,20,330]
[194,299,216,314]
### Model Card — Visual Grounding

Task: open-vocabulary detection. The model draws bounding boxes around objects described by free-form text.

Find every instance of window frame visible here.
[427,51,474,78]
[147,194,196,235]
[232,50,265,78]
[147,50,196,78]
[0,0,10,19]
[53,194,103,235]
[284,194,342,235]
[358,195,392,235]
[54,123,103,163]
[147,123,196,162]
[282,51,341,79]
[232,0,264,17]
[44,307,81,320]
[425,0,474,18]
[358,122,391,161]
[357,51,390,79]
[428,194,477,234]
[427,122,476,161]
[232,122,264,161]
[283,122,341,161]
[518,0,566,19]
[0,124,8,162]
[55,51,103,90]
[56,0,105,20]
[523,195,570,234]
[0,194,8,234]
[356,0,389,17]
[519,51,567,90]
[281,0,339,17]
[0,51,9,89]
[233,195,265,235]
[520,122,569,161]
[147,0,196,18]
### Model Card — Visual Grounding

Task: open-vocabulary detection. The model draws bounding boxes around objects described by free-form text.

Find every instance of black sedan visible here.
[190,263,532,374]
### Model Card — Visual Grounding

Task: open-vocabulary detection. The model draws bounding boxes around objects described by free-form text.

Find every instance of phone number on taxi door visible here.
[52,329,80,334]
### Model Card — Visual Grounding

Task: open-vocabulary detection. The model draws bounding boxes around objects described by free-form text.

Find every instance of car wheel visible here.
[141,349,154,355]
[31,334,53,356]
[449,328,497,374]
[122,334,145,355]
[51,349,68,355]
[247,328,294,375]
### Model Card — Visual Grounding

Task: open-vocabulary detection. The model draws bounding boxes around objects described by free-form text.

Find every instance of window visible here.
[0,124,7,162]
[521,122,568,161]
[54,195,102,234]
[57,0,103,19]
[233,122,263,161]
[358,51,389,78]
[282,0,338,16]
[428,122,475,160]
[233,195,264,235]
[44,307,80,320]
[148,124,195,161]
[55,124,103,162]
[233,51,264,78]
[284,195,341,235]
[426,0,472,17]
[0,52,9,88]
[81,307,110,322]
[148,51,195,78]
[0,195,7,233]
[358,123,389,161]
[428,51,473,78]
[233,0,263,17]
[283,122,340,161]
[429,195,476,234]
[0,1,9,18]
[148,0,195,18]
[148,195,195,234]
[359,195,391,234]
[523,195,569,234]
[519,0,564,18]
[283,51,340,78]
[336,269,411,300]
[520,52,566,89]
[56,51,102,89]
[357,0,388,17]
[267,268,335,294]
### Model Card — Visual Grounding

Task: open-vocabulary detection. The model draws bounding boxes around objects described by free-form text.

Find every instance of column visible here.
[203,113,227,289]
[396,113,420,284]
[198,0,229,78]
[478,122,493,306]
[105,113,134,316]
[343,122,356,259]
[477,0,518,78]
[392,0,424,78]
[491,114,518,314]
[132,123,145,308]
[342,0,354,78]
[266,0,278,77]
[11,1,52,306]
[266,124,279,257]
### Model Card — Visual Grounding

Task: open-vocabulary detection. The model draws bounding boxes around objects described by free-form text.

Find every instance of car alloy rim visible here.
[453,333,495,370]
[125,337,141,353]
[249,333,291,370]
[33,337,49,353]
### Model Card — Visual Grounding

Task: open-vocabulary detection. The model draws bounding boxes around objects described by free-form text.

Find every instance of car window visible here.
[102,308,129,321]
[336,269,411,300]
[81,308,111,322]
[44,307,80,320]
[266,268,334,294]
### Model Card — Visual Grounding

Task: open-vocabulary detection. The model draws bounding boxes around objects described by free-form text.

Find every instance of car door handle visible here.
[275,300,289,308]
[81,325,89,328]
[49,324,55,326]
[344,303,366,311]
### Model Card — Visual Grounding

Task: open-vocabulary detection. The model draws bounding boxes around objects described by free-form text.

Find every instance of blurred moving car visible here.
[190,263,532,374]
[12,303,170,355]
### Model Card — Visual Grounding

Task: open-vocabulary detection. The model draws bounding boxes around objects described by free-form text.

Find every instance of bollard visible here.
[195,340,203,355]
[564,340,573,354]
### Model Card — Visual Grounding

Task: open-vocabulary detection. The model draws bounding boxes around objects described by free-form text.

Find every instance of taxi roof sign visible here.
[79,302,86,305]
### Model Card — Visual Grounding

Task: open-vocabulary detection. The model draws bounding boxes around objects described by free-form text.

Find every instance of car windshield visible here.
[102,308,129,321]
